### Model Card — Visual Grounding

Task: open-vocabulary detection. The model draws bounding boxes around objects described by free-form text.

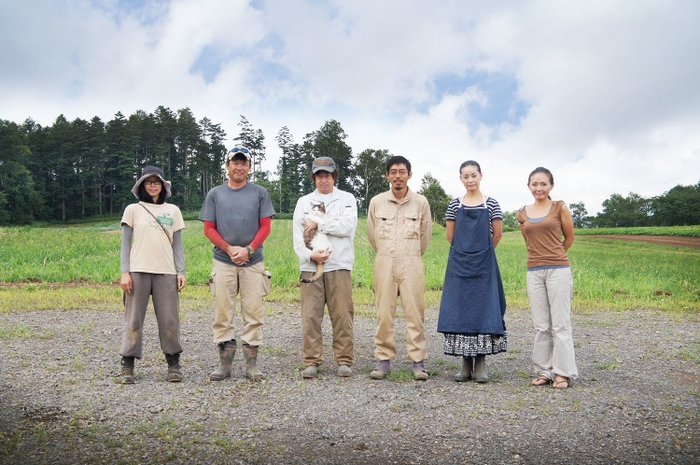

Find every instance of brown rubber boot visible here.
[210,341,236,381]
[242,344,265,380]
[120,356,135,385]
[454,356,473,382]
[165,353,183,383]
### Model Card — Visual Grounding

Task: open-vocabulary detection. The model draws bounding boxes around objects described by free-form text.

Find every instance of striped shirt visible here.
[445,196,503,236]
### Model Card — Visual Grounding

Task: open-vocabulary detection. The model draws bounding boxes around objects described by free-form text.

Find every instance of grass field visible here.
[0,220,698,314]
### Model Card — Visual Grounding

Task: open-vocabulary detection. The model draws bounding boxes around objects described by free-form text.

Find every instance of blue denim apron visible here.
[437,200,506,335]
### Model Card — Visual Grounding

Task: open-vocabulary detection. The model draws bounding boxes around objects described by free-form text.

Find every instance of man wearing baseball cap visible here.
[199,146,275,381]
[292,157,358,378]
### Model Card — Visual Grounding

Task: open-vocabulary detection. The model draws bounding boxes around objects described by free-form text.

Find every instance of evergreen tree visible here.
[275,126,303,213]
[85,117,106,216]
[174,107,202,210]
[307,120,354,194]
[198,117,227,198]
[104,112,135,214]
[0,120,42,224]
[153,106,178,175]
[234,116,266,182]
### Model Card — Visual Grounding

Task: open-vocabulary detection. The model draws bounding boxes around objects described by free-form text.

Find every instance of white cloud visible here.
[1,0,698,215]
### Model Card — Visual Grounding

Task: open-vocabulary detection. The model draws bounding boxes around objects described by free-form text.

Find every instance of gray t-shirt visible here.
[199,182,275,266]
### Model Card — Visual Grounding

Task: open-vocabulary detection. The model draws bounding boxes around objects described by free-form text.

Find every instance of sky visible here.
[2,0,699,215]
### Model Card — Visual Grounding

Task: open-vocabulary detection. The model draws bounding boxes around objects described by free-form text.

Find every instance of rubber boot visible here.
[165,353,183,383]
[453,356,473,382]
[242,343,265,380]
[210,341,236,381]
[473,355,488,383]
[120,356,135,385]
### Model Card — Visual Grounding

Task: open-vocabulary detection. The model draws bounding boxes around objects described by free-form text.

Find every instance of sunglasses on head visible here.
[230,147,249,154]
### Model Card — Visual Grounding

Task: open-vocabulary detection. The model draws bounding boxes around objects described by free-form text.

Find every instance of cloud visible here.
[1,0,698,215]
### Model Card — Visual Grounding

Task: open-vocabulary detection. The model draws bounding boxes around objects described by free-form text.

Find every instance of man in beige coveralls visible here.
[367,155,432,381]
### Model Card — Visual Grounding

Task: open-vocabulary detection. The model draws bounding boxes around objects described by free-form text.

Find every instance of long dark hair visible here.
[137,182,167,204]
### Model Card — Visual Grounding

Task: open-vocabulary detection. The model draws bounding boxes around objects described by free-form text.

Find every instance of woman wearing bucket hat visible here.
[118,165,186,384]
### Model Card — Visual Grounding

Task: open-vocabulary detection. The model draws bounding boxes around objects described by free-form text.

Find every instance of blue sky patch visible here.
[190,45,223,84]
[92,0,168,26]
[257,32,286,59]
[431,70,530,128]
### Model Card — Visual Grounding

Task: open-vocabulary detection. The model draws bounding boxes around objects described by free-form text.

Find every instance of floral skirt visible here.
[443,332,507,357]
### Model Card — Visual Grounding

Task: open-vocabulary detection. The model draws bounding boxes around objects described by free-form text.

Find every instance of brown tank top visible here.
[516,201,570,269]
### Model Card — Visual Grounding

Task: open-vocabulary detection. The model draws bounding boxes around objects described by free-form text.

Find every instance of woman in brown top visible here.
[516,167,578,389]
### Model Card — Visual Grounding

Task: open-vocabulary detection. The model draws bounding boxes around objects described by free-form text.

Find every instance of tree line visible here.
[0,107,438,224]
[1,108,698,227]
[499,186,700,231]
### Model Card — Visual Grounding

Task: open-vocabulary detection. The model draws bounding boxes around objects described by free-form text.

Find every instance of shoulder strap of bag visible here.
[139,203,172,245]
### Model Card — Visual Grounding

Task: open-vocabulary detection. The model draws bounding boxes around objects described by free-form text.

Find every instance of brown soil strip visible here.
[582,235,700,250]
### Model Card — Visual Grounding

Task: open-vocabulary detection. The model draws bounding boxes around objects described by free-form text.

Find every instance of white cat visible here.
[300,201,332,284]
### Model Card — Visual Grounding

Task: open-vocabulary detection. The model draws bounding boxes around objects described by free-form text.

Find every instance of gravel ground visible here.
[0,301,698,465]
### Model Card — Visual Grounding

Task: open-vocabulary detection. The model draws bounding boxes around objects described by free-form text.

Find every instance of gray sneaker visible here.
[302,365,318,379]
[337,365,352,377]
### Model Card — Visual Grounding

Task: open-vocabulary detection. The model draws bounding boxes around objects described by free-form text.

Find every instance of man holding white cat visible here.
[292,157,358,379]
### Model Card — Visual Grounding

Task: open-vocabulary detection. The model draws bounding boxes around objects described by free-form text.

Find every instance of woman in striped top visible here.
[437,160,507,383]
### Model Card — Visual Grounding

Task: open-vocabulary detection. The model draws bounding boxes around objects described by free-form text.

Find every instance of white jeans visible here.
[527,267,578,379]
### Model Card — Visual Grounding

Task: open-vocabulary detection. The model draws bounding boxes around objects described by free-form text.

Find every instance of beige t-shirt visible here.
[121,202,185,274]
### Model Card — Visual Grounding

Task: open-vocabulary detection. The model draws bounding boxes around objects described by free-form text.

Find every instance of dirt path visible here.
[1,305,698,464]
[580,235,700,249]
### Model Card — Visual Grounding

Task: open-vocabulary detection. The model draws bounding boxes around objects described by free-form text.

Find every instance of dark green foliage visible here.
[353,148,391,215]
[0,120,42,224]
[595,193,651,228]
[501,210,519,232]
[275,120,357,214]
[0,107,228,224]
[575,183,700,228]
[2,111,698,227]
[651,182,700,226]
[234,115,266,183]
[418,173,450,226]
[569,201,592,229]
[274,126,301,214]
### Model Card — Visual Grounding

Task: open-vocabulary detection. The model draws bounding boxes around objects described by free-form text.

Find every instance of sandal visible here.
[552,376,570,389]
[531,376,552,386]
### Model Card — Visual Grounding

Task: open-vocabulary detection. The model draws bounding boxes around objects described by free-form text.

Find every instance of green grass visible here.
[0,220,699,313]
